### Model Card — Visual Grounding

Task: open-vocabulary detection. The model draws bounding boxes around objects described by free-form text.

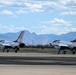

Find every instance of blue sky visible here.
[0,0,76,35]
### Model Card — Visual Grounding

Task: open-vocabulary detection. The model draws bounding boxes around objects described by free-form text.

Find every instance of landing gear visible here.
[3,46,19,53]
[58,47,66,54]
[3,46,10,53]
[72,51,75,54]
[13,46,19,53]
[63,50,66,54]
[71,47,76,54]
[58,47,76,54]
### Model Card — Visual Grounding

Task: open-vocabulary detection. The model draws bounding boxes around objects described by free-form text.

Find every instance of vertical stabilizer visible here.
[13,31,25,43]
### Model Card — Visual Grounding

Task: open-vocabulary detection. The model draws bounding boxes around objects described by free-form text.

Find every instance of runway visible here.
[0,53,76,65]
[0,53,76,75]
[0,65,76,75]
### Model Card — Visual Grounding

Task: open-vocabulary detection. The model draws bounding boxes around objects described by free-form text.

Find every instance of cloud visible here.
[58,0,76,10]
[0,0,76,13]
[0,24,26,33]
[0,10,14,15]
[16,9,28,14]
[61,11,76,15]
[0,0,13,7]
[42,18,72,27]
[8,25,26,32]
[38,25,76,35]
[0,0,76,35]
[24,2,44,12]
[38,18,75,35]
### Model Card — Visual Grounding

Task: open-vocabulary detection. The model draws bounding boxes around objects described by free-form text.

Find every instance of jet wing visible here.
[1,43,11,46]
[53,43,68,49]
[58,43,68,47]
[0,43,11,48]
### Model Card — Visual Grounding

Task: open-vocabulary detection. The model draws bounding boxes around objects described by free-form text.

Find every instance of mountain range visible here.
[0,30,76,45]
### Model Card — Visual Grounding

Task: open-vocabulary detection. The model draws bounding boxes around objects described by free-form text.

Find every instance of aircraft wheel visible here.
[63,51,66,54]
[15,50,17,53]
[72,51,75,54]
[71,47,76,54]
[13,46,19,53]
[7,50,9,53]
[3,46,9,52]
[3,50,5,52]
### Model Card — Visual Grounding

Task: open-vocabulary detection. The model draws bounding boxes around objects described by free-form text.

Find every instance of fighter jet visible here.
[51,40,76,54]
[0,31,25,53]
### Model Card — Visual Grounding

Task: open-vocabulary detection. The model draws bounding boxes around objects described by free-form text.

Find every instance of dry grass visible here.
[0,47,73,54]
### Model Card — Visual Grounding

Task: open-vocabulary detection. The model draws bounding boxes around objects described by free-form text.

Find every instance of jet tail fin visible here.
[13,31,25,43]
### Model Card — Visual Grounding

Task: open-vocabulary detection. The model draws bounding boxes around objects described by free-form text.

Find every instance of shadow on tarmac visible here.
[0,55,76,65]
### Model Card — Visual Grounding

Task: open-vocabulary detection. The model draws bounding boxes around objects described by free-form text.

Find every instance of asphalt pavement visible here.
[0,53,76,65]
[0,65,76,75]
